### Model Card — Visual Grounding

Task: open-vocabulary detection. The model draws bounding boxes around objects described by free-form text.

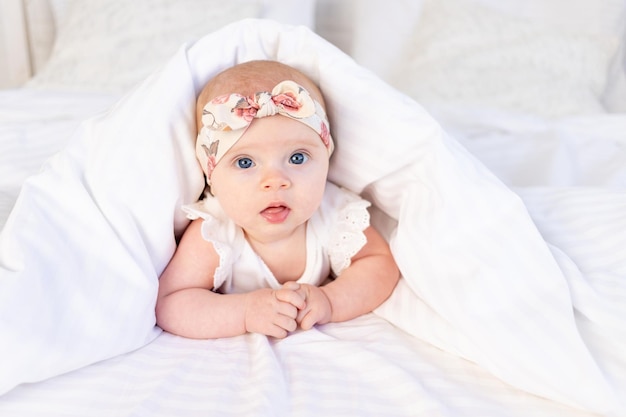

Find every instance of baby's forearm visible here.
[156,288,248,339]
[322,253,400,323]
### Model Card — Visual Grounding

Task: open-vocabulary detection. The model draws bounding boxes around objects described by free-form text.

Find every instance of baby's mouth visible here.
[260,204,290,224]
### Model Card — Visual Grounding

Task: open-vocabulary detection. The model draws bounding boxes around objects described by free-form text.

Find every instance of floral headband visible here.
[196,80,334,180]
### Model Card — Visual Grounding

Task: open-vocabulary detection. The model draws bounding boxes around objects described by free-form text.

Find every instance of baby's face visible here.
[209,114,329,244]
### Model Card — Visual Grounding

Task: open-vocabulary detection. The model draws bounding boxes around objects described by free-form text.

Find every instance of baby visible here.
[156,60,400,339]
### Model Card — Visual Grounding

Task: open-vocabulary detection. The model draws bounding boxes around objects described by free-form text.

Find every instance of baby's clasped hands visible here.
[289,282,333,331]
[243,281,333,339]
[243,281,306,339]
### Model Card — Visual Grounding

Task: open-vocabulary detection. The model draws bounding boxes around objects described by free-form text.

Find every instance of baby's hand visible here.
[244,286,306,338]
[292,283,332,330]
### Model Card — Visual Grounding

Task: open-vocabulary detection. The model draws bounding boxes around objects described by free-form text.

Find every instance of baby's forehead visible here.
[207,79,274,101]
[197,70,325,127]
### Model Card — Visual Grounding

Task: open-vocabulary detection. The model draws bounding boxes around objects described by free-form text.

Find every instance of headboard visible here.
[0,0,40,87]
[2,0,625,111]
[0,0,317,89]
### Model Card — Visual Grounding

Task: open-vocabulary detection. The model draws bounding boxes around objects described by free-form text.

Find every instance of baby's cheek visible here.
[303,184,326,213]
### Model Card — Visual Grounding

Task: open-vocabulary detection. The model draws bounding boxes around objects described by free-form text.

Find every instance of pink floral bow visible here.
[196,80,334,180]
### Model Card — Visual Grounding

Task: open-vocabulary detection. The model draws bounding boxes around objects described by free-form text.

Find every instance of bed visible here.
[1,0,625,416]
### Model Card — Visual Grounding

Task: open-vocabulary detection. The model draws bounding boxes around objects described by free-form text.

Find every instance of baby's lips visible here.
[260,205,290,223]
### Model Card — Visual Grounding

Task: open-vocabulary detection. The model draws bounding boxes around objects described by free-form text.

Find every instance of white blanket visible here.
[424,103,626,188]
[0,20,622,414]
[0,90,118,229]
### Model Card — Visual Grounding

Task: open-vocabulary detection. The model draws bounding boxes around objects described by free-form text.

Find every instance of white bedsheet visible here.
[0,314,602,417]
[1,19,625,417]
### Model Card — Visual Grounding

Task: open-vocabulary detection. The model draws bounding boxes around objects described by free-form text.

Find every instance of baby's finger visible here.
[275,288,306,309]
[275,315,298,333]
[278,302,298,319]
[296,304,310,324]
[281,281,300,291]
[298,310,317,331]
[268,325,289,339]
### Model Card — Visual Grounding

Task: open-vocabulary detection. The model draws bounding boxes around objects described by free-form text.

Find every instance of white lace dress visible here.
[182,182,371,294]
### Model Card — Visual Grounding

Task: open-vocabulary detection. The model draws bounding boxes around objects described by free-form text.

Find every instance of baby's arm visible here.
[295,226,400,330]
[155,219,305,339]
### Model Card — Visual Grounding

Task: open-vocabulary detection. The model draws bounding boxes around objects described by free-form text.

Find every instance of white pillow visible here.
[391,0,626,118]
[315,0,423,79]
[602,21,626,112]
[27,0,315,93]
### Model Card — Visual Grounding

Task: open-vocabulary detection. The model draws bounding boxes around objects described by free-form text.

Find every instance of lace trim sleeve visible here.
[181,201,233,291]
[328,191,371,276]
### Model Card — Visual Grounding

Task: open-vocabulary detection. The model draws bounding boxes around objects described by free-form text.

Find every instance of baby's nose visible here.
[261,167,291,190]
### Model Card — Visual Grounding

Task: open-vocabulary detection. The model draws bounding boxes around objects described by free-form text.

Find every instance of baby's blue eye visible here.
[236,157,254,169]
[290,152,308,165]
